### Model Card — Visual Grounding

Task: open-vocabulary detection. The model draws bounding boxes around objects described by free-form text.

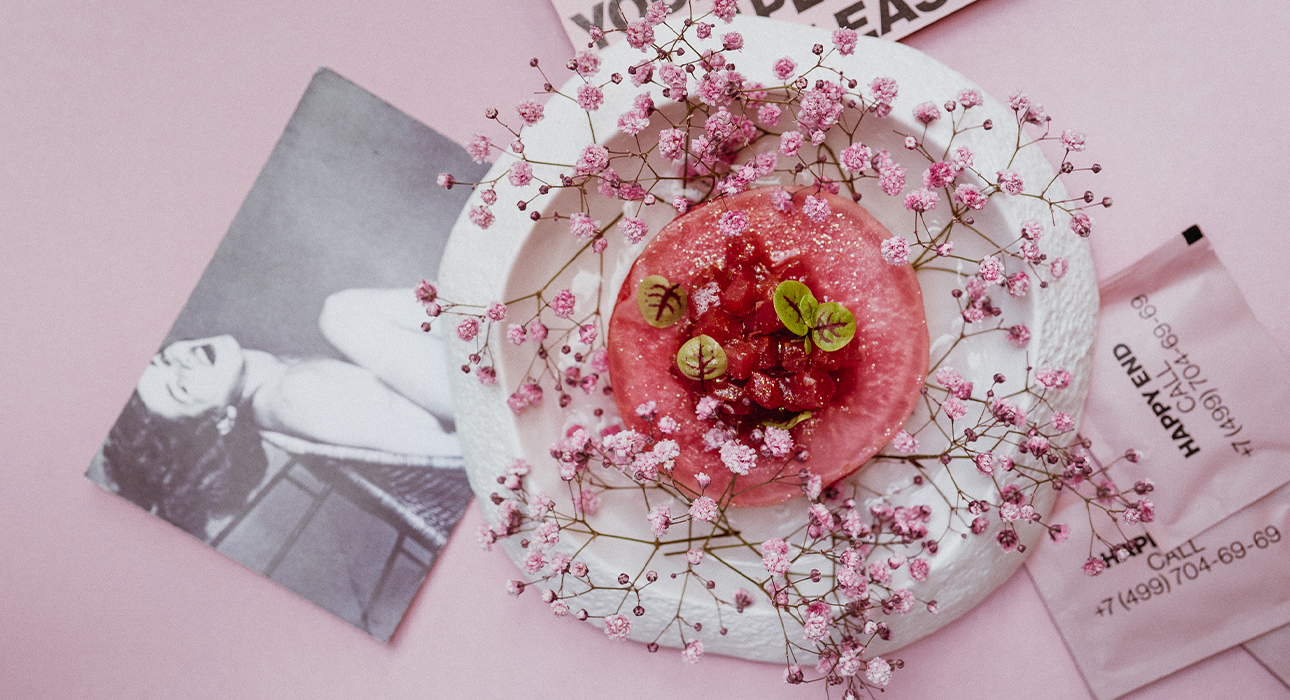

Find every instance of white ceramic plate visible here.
[441,15,1097,663]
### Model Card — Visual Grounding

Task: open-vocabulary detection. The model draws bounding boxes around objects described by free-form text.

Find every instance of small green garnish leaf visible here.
[637,274,687,328]
[676,334,727,381]
[811,302,856,352]
[774,280,816,336]
[764,410,813,430]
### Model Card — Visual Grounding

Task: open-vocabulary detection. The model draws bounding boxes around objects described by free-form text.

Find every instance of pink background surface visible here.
[3,0,1289,697]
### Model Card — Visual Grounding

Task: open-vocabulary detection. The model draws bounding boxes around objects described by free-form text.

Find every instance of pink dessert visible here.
[608,187,929,507]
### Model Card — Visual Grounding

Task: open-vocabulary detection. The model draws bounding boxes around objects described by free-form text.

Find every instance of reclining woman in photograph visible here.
[99,288,458,539]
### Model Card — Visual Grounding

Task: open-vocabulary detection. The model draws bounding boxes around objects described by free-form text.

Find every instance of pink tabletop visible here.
[3,0,1288,698]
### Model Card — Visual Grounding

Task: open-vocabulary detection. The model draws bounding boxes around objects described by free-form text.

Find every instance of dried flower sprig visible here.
[424,3,1138,696]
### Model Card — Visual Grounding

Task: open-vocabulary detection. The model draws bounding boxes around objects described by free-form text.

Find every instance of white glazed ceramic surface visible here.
[440,15,1098,663]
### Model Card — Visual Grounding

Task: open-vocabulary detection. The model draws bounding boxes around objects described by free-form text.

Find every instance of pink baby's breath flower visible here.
[1083,557,1106,576]
[1049,524,1070,544]
[658,128,686,162]
[763,426,793,457]
[757,102,782,126]
[975,453,995,475]
[576,84,604,112]
[696,396,721,421]
[618,110,649,135]
[1006,271,1030,298]
[714,0,736,22]
[644,0,669,25]
[1021,219,1044,240]
[992,398,1027,427]
[1052,411,1074,432]
[779,130,803,157]
[891,429,917,454]
[516,99,544,125]
[803,601,832,642]
[997,529,1020,551]
[467,134,491,163]
[437,173,455,189]
[455,317,480,341]
[803,195,830,223]
[468,204,494,229]
[682,639,704,664]
[761,538,790,576]
[953,183,988,210]
[869,77,898,112]
[523,549,545,574]
[1051,257,1069,279]
[526,320,548,344]
[771,187,794,213]
[689,496,719,522]
[414,279,437,304]
[922,161,955,189]
[885,588,915,614]
[942,396,967,421]
[604,614,632,640]
[507,160,533,188]
[904,188,938,213]
[839,143,872,174]
[1070,211,1093,237]
[722,31,743,50]
[719,210,749,237]
[913,100,941,124]
[1008,323,1031,347]
[832,28,858,55]
[1036,367,1072,389]
[881,236,910,265]
[948,145,974,174]
[1062,129,1086,151]
[957,88,983,108]
[720,441,757,475]
[618,216,648,244]
[686,548,705,566]
[569,212,598,240]
[773,56,796,80]
[1026,435,1050,457]
[506,324,527,345]
[879,162,906,196]
[551,289,576,318]
[909,557,930,581]
[996,169,1024,195]
[573,49,601,77]
[575,144,610,174]
[865,657,892,687]
[579,323,598,345]
[647,505,672,537]
[484,302,507,322]
[978,256,1003,283]
[657,416,678,434]
[625,19,655,51]
[697,71,732,107]
[479,189,497,205]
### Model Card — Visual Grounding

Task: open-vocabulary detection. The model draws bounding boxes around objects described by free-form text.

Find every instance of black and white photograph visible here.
[85,68,486,642]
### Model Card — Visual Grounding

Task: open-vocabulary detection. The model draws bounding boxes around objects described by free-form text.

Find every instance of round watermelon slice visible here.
[608,187,929,507]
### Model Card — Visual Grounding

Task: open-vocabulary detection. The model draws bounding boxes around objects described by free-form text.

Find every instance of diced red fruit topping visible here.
[724,339,756,380]
[784,367,837,411]
[720,275,756,315]
[694,307,741,343]
[670,236,861,432]
[743,300,782,336]
[749,335,778,369]
[779,339,810,374]
[748,371,784,409]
